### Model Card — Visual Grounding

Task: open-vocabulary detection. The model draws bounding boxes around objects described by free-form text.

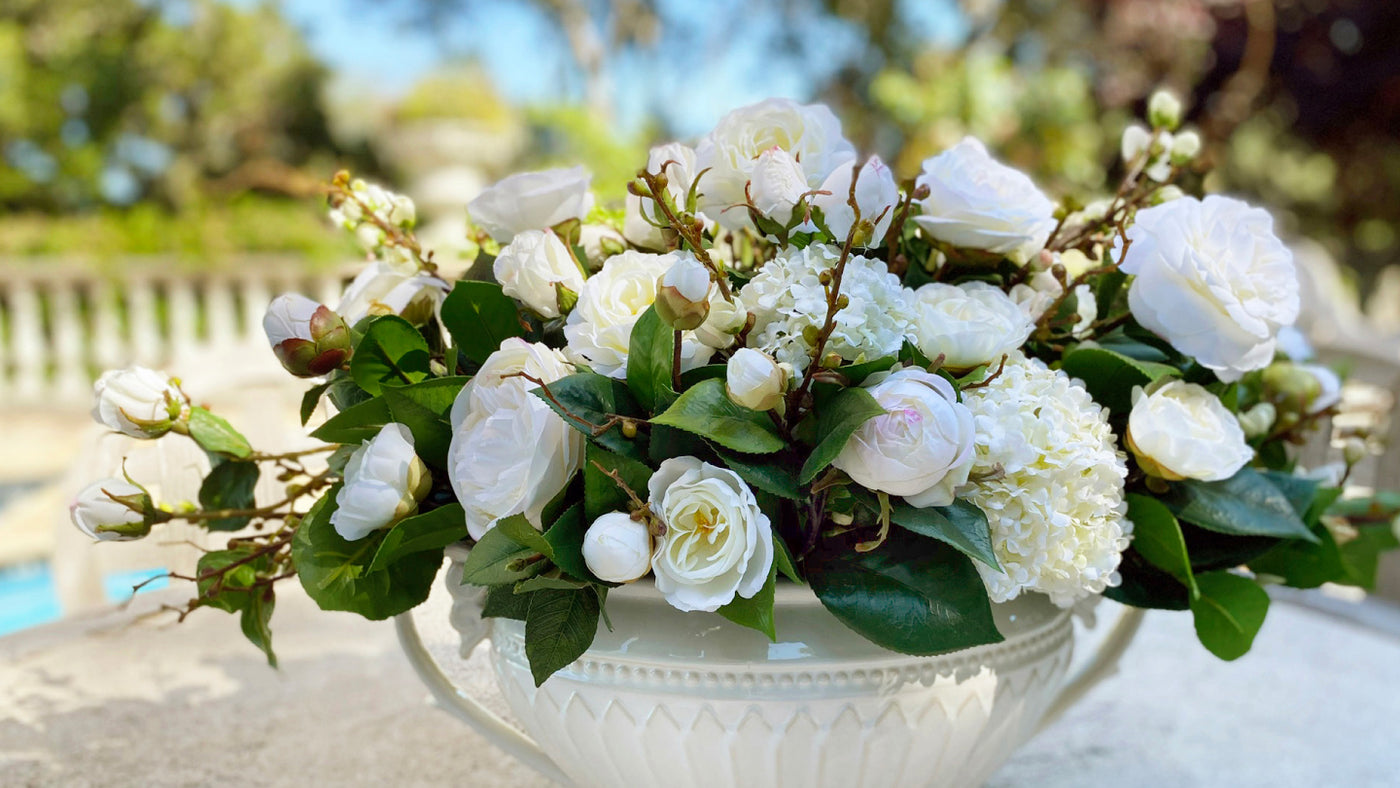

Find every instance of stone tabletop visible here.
[2,580,1398,788]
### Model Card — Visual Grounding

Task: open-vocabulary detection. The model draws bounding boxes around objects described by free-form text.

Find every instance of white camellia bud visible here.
[695,292,748,350]
[1121,123,1153,163]
[467,165,595,244]
[911,281,1035,371]
[749,146,810,223]
[832,367,977,508]
[813,155,900,244]
[70,479,153,541]
[1236,402,1277,438]
[1170,130,1202,163]
[331,423,432,542]
[1151,185,1186,204]
[263,294,351,378]
[1127,380,1253,482]
[493,229,587,319]
[653,253,714,330]
[1148,89,1184,129]
[1343,437,1368,466]
[582,511,653,583]
[726,348,788,411]
[92,366,189,439]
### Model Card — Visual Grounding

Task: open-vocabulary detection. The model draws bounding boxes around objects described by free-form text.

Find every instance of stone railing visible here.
[0,257,354,407]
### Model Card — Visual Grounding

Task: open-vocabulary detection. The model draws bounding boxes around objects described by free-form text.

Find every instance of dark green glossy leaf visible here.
[197,460,259,532]
[482,585,534,620]
[651,378,784,454]
[1125,493,1198,598]
[543,504,595,582]
[531,372,648,461]
[311,377,466,445]
[524,587,601,686]
[773,534,802,583]
[369,504,468,573]
[1105,548,1190,610]
[239,588,277,667]
[1060,346,1179,413]
[300,380,333,426]
[1165,467,1318,543]
[459,525,542,587]
[1189,571,1269,661]
[440,280,526,364]
[716,562,777,640]
[717,451,802,500]
[582,444,653,522]
[626,306,677,412]
[350,316,431,396]
[382,387,453,469]
[799,387,884,483]
[888,499,998,569]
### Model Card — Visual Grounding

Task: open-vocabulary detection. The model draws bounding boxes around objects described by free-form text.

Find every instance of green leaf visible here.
[1248,527,1343,589]
[515,573,589,593]
[482,585,534,620]
[1060,346,1179,413]
[838,356,899,385]
[718,451,802,500]
[807,528,1003,655]
[291,489,443,620]
[888,499,999,570]
[310,377,467,445]
[1105,548,1190,610]
[459,521,547,587]
[532,372,648,461]
[495,513,555,559]
[678,363,727,389]
[524,587,601,686]
[626,306,677,412]
[1181,524,1280,572]
[798,387,884,483]
[196,547,266,613]
[382,387,453,469]
[440,280,526,364]
[369,504,468,573]
[1337,524,1400,589]
[1189,571,1270,661]
[300,380,333,426]
[239,588,277,667]
[773,535,802,583]
[650,378,784,454]
[1165,467,1318,543]
[197,460,260,532]
[1125,493,1199,598]
[716,562,777,640]
[582,445,653,522]
[350,316,431,396]
[543,504,595,582]
[187,407,252,459]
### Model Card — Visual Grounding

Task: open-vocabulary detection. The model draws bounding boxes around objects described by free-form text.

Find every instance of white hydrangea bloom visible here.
[740,243,914,371]
[961,353,1132,606]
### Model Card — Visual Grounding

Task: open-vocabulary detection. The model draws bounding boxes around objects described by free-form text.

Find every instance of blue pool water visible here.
[0,562,169,637]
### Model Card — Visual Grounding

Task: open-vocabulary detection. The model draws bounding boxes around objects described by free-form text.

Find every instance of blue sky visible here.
[225,0,967,135]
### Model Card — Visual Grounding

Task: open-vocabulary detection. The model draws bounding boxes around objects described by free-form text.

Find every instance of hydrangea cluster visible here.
[741,243,913,370]
[961,354,1132,606]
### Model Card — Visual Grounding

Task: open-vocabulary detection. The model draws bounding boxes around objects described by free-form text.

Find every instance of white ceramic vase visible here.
[397,545,1143,788]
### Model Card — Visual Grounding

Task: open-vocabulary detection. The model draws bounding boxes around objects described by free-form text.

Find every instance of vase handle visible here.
[1036,605,1146,732]
[394,588,574,786]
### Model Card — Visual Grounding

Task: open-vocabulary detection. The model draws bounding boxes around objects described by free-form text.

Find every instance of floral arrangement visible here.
[72,92,1399,683]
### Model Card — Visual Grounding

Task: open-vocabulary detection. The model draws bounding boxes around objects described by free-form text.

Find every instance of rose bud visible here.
[92,366,189,438]
[262,294,352,378]
[70,479,155,541]
[582,511,653,583]
[653,253,713,330]
[726,348,787,412]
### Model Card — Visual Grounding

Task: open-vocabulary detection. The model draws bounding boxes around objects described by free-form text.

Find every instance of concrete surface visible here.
[2,579,1398,788]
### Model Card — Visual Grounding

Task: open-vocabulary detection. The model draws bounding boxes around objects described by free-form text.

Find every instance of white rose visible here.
[694,292,748,350]
[578,224,626,267]
[1117,195,1299,382]
[624,142,707,250]
[338,262,449,325]
[92,365,189,438]
[911,282,1035,371]
[582,512,653,583]
[696,98,856,231]
[492,230,586,319]
[468,165,595,243]
[70,479,150,541]
[448,340,583,539]
[749,147,810,224]
[812,155,900,243]
[563,250,714,379]
[726,348,787,411]
[832,367,977,507]
[331,423,432,542]
[1297,363,1342,414]
[648,457,774,613]
[1127,380,1253,482]
[912,137,1057,263]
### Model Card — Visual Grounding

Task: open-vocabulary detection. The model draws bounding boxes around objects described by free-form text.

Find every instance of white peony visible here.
[812,155,900,243]
[563,250,714,378]
[749,147,811,224]
[648,457,774,613]
[726,348,788,412]
[582,512,653,583]
[624,142,707,250]
[832,367,976,507]
[92,365,189,439]
[961,353,1132,606]
[913,137,1057,263]
[70,479,150,541]
[338,262,450,326]
[695,98,856,231]
[1127,380,1253,482]
[1117,195,1299,382]
[468,165,595,243]
[448,339,583,539]
[741,243,914,371]
[332,423,432,542]
[492,229,586,319]
[911,282,1034,371]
